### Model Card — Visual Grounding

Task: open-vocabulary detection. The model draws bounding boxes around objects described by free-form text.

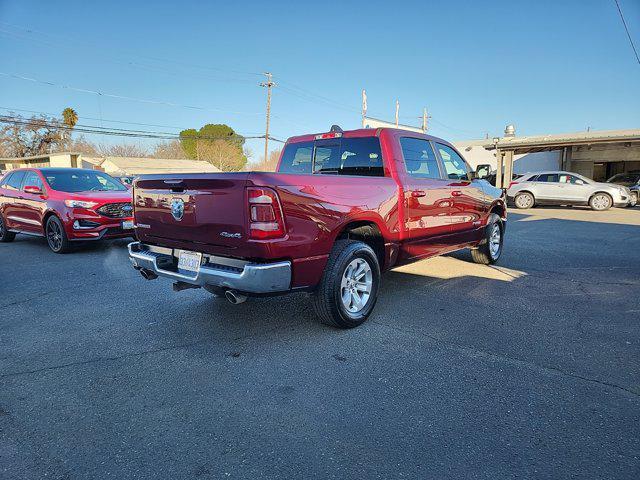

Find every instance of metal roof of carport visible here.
[485,129,640,154]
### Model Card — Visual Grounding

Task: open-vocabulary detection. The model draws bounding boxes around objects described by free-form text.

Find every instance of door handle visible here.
[411,190,426,198]
[451,190,463,197]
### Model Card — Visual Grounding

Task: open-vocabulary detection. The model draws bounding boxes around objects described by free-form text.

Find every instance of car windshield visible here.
[608,173,640,184]
[43,170,127,193]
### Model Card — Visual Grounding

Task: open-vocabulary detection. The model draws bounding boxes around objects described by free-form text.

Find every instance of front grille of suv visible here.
[96,202,133,218]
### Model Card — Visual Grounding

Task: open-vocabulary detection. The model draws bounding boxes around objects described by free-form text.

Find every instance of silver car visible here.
[507,171,632,211]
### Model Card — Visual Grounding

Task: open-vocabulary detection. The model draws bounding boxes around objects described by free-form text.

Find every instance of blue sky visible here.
[0,0,638,162]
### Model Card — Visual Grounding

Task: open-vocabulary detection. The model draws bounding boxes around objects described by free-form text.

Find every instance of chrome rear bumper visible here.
[127,241,291,294]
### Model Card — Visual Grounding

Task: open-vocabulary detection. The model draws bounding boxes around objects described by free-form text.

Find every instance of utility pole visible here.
[422,108,429,133]
[260,72,276,163]
[361,89,367,128]
[395,100,399,127]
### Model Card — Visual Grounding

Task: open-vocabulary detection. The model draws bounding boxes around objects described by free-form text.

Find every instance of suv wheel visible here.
[627,192,637,208]
[312,240,380,329]
[514,192,534,209]
[45,216,71,253]
[0,213,16,242]
[471,213,504,265]
[589,193,612,211]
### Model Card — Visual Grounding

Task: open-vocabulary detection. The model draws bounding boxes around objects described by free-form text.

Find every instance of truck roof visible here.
[286,127,451,146]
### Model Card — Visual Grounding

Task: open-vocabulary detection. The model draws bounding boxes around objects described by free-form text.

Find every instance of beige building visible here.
[0,152,220,175]
[454,127,640,184]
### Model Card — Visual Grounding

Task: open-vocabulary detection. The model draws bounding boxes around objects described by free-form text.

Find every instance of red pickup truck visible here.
[128,126,506,328]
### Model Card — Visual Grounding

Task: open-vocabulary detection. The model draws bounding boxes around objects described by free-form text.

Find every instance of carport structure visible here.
[486,129,640,188]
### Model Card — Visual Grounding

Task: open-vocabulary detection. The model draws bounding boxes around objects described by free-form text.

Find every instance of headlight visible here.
[64,200,98,208]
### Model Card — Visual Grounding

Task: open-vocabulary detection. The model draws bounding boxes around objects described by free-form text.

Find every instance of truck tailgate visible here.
[133,173,249,253]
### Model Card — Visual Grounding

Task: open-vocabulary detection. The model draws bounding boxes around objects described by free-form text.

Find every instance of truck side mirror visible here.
[475,164,491,179]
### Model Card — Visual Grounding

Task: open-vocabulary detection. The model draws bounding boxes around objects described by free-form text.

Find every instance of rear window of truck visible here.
[279,137,384,177]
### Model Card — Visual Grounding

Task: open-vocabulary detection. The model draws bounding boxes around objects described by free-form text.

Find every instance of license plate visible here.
[122,220,134,230]
[178,251,202,273]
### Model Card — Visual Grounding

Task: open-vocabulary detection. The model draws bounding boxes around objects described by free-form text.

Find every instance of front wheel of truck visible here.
[312,240,381,329]
[470,213,504,265]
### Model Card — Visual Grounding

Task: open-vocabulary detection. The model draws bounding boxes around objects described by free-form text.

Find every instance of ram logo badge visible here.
[171,198,185,221]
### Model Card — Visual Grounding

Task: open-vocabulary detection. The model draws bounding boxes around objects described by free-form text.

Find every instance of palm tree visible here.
[62,107,78,128]
[61,107,78,148]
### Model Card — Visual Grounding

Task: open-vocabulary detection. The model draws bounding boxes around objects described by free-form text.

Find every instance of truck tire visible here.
[312,240,380,329]
[0,213,16,242]
[45,215,71,254]
[589,192,612,211]
[471,213,504,265]
[514,191,534,209]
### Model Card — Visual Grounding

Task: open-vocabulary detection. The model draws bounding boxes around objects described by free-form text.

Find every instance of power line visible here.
[613,0,640,65]
[0,106,186,130]
[0,72,263,116]
[0,116,286,143]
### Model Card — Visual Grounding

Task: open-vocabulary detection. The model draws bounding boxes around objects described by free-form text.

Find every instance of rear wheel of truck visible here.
[312,240,380,329]
[471,213,504,265]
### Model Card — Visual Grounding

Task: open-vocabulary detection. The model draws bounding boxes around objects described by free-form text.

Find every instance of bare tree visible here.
[0,114,66,157]
[252,149,281,171]
[67,135,98,155]
[196,139,247,171]
[152,140,186,159]
[97,143,150,157]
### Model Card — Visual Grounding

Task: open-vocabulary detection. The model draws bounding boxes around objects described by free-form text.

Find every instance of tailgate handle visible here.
[164,179,186,192]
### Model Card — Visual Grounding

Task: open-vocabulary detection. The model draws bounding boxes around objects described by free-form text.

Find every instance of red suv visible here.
[0,168,134,253]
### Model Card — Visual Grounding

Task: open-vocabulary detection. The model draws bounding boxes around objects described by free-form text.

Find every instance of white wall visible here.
[454,142,560,174]
[513,151,560,174]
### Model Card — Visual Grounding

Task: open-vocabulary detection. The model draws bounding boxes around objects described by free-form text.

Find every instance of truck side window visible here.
[334,138,384,177]
[436,144,470,180]
[278,142,314,174]
[400,138,440,179]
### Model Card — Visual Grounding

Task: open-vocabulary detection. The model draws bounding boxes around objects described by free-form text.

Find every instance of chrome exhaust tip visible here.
[139,269,158,281]
[225,290,247,305]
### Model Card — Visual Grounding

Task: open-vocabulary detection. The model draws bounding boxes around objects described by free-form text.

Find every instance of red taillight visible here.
[247,187,286,240]
[508,181,519,188]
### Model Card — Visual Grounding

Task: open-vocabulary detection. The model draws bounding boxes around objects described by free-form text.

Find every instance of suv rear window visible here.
[279,137,384,177]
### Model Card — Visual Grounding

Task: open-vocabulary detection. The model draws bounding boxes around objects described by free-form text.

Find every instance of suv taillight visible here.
[247,187,286,239]
[507,181,519,188]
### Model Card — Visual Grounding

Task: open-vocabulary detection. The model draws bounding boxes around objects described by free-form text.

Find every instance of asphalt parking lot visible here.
[1,207,639,479]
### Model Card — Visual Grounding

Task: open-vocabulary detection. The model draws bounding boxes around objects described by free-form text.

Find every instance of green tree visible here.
[179,128,198,159]
[179,123,247,171]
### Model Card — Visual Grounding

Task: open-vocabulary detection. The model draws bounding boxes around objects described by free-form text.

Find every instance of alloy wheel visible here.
[47,220,63,251]
[489,223,502,259]
[340,258,373,314]
[592,194,611,210]
[515,193,533,208]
